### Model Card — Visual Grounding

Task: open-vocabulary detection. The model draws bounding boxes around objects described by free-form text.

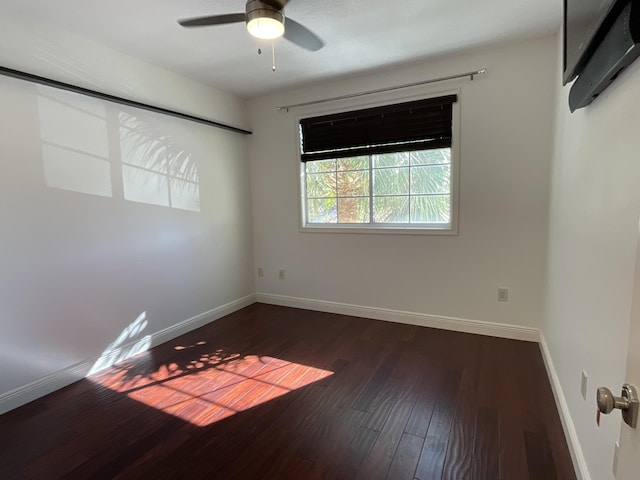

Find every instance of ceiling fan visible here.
[178,0,325,52]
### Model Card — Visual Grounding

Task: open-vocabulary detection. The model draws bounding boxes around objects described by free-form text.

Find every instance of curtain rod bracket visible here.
[471,68,488,81]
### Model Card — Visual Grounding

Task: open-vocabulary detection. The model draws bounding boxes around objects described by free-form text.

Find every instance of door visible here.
[616,218,640,479]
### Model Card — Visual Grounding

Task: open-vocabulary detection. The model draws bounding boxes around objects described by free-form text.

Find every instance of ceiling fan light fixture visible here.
[246,3,285,40]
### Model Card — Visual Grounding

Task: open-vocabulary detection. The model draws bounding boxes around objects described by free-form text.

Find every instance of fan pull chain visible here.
[272,42,276,72]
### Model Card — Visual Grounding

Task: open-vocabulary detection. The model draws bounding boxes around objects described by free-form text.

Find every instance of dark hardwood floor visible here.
[0,303,576,479]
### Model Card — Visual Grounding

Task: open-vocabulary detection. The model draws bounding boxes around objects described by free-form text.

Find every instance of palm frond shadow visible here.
[119,111,199,190]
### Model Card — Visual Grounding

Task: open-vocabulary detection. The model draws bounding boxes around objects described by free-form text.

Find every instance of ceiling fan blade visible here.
[283,18,325,51]
[262,0,290,9]
[178,13,246,27]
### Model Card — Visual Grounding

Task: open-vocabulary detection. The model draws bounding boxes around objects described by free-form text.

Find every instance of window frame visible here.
[296,89,461,235]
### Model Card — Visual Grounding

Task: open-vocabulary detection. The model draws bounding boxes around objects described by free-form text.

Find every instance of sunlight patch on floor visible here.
[89,349,333,427]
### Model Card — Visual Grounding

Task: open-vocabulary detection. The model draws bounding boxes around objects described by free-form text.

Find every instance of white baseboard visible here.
[0,294,256,415]
[0,361,96,417]
[256,293,539,342]
[539,333,591,480]
[150,294,256,347]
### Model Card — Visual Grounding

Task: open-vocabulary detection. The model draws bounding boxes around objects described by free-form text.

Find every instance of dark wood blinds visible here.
[299,94,457,162]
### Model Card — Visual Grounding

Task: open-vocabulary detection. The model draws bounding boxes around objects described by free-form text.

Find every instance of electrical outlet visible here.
[497,288,509,302]
[581,370,588,400]
[257,267,264,278]
[278,269,285,280]
[613,441,619,476]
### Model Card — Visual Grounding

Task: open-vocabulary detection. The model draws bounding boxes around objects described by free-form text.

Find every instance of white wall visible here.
[543,37,640,480]
[0,13,254,405]
[247,36,557,328]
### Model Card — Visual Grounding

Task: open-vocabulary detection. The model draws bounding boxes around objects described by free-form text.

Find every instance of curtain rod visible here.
[276,68,487,112]
[0,65,252,135]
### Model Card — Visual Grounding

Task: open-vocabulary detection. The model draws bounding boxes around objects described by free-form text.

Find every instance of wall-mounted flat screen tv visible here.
[563,0,622,84]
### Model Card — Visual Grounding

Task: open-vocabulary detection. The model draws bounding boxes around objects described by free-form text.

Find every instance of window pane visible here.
[338,197,370,223]
[373,167,409,195]
[306,172,336,198]
[338,156,369,171]
[410,195,451,223]
[306,159,336,173]
[411,148,451,165]
[373,196,409,223]
[307,198,337,223]
[337,170,369,197]
[373,152,409,168]
[411,165,450,194]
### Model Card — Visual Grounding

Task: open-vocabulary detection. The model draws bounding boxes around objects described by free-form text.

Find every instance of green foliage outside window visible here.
[305,148,451,225]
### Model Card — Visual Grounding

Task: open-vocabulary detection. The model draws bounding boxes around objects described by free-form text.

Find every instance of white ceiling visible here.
[1,0,561,98]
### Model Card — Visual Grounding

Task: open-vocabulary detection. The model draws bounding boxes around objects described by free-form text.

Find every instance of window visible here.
[299,94,458,234]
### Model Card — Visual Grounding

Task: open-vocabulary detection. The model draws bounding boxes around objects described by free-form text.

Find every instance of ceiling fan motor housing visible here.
[246,0,285,25]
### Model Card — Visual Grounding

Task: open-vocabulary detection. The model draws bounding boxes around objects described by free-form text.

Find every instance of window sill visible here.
[300,224,458,236]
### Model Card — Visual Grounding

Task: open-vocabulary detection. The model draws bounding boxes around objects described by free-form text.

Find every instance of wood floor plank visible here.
[441,332,482,480]
[524,430,558,480]
[335,426,381,479]
[0,303,577,480]
[531,347,578,480]
[404,373,441,439]
[497,340,531,480]
[386,433,424,480]
[352,343,405,412]
[305,407,368,479]
[517,353,570,480]
[414,368,462,480]
[403,328,451,439]
[471,406,500,480]
[356,349,424,479]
